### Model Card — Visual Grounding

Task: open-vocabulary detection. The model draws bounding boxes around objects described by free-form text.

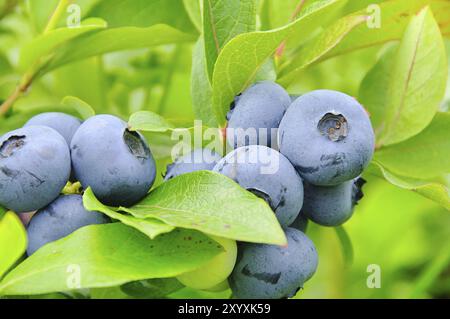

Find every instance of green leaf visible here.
[0,211,27,278]
[334,226,353,267]
[370,7,447,146]
[120,171,287,245]
[278,14,368,86]
[375,112,450,180]
[121,278,183,298]
[128,111,173,132]
[83,188,174,239]
[18,18,107,71]
[203,0,257,80]
[61,96,96,120]
[0,223,222,296]
[211,0,343,126]
[368,162,450,211]
[41,24,196,74]
[321,0,429,60]
[191,38,216,127]
[89,0,197,33]
[358,45,396,134]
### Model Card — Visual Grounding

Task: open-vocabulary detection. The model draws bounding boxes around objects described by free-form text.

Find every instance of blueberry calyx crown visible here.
[123,129,148,161]
[318,113,348,142]
[0,135,26,158]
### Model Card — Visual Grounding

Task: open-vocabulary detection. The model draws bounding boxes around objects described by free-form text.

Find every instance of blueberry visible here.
[213,145,303,228]
[0,126,71,212]
[164,148,222,181]
[229,228,318,299]
[226,81,291,148]
[27,194,109,255]
[303,177,366,226]
[290,212,309,232]
[24,112,82,145]
[278,90,374,186]
[70,114,156,207]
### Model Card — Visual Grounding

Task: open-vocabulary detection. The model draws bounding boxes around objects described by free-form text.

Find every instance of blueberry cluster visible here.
[0,80,374,298]
[167,82,375,298]
[0,113,157,255]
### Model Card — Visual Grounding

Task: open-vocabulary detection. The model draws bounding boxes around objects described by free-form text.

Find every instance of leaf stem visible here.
[43,0,70,34]
[0,71,34,116]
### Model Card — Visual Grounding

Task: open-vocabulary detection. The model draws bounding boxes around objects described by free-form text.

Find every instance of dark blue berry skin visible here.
[226,81,291,148]
[70,115,156,207]
[164,148,222,181]
[213,145,303,228]
[303,178,366,227]
[0,126,71,213]
[24,112,82,145]
[290,212,309,232]
[229,228,318,299]
[278,90,374,186]
[27,195,109,255]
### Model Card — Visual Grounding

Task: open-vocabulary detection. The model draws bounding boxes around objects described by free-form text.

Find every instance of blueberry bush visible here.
[0,0,449,299]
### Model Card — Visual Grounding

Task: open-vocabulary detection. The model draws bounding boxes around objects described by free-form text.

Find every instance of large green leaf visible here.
[0,211,27,278]
[368,162,450,211]
[211,0,343,126]
[18,18,107,71]
[278,14,368,85]
[83,188,174,239]
[40,24,196,74]
[119,171,287,245]
[375,112,450,180]
[89,0,197,33]
[376,7,447,146]
[203,0,257,80]
[0,223,222,296]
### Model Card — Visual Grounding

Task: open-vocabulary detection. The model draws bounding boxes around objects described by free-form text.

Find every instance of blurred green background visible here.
[0,0,449,299]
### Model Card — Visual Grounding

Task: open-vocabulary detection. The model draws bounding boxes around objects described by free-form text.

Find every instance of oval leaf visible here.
[119,171,287,245]
[368,162,450,211]
[278,14,368,85]
[377,7,447,146]
[19,18,107,71]
[41,24,196,74]
[203,0,257,80]
[0,223,222,296]
[375,112,450,179]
